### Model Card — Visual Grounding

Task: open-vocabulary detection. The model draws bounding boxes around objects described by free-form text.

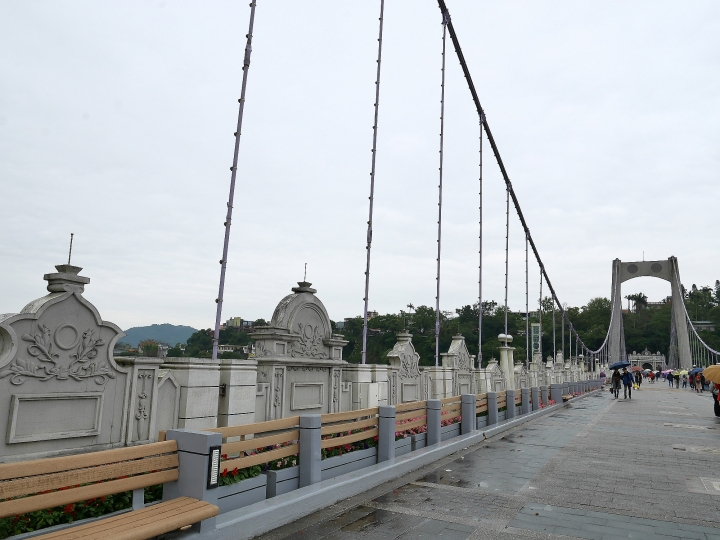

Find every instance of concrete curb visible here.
[200,389,600,540]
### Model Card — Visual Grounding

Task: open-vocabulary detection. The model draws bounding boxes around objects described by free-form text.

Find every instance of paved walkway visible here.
[256,386,720,540]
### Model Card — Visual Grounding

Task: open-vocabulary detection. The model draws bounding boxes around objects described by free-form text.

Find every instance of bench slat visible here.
[395,401,427,413]
[0,441,178,481]
[204,416,300,439]
[35,497,195,540]
[0,469,177,519]
[320,407,378,423]
[33,497,218,540]
[321,417,377,436]
[0,454,178,500]
[320,428,378,450]
[222,430,299,455]
[221,443,299,472]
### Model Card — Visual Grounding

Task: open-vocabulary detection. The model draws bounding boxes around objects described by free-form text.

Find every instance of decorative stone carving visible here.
[250,282,348,418]
[0,264,129,461]
[387,332,420,380]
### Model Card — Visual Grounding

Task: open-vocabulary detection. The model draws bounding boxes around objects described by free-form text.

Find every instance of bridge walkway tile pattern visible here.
[255,387,720,540]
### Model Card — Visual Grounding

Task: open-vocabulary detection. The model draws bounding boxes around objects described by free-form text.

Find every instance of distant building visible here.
[224,317,257,331]
[628,348,666,371]
[692,321,716,332]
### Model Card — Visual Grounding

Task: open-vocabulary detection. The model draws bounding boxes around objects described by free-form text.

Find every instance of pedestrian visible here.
[689,374,694,389]
[700,374,706,393]
[667,373,673,388]
[675,374,680,388]
[682,375,688,388]
[600,371,606,387]
[611,369,621,399]
[695,375,702,393]
[713,383,720,417]
[621,368,634,399]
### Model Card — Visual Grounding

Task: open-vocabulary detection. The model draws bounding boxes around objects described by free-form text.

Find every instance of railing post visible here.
[426,399,441,446]
[378,405,396,462]
[299,414,322,487]
[521,387,530,414]
[540,385,548,406]
[487,391,498,426]
[461,394,476,434]
[505,389,516,420]
[531,387,540,411]
[550,383,563,404]
[164,429,222,533]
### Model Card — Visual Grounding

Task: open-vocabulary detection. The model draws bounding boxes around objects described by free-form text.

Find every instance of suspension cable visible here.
[361,0,385,365]
[212,0,258,362]
[434,13,448,367]
[477,118,484,368]
[436,0,618,357]
[503,180,510,338]
[525,231,529,368]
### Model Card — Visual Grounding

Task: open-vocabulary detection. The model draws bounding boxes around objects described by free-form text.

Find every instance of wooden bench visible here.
[0,441,218,540]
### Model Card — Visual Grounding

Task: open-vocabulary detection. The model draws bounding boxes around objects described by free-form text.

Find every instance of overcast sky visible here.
[1,1,718,332]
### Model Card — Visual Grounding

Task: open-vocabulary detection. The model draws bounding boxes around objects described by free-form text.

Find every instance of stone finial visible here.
[291,281,317,294]
[43,264,90,293]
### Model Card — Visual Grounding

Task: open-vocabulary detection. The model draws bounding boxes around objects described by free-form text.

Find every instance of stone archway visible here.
[608,257,691,368]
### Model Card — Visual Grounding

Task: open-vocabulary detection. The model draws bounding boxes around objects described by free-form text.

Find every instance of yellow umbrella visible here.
[702,365,720,384]
[673,370,680,376]
[678,369,689,376]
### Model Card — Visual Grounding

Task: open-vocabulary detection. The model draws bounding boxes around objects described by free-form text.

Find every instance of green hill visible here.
[119,324,197,347]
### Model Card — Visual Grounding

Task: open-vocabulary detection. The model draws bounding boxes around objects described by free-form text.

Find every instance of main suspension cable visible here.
[212,0,258,362]
[361,0,386,365]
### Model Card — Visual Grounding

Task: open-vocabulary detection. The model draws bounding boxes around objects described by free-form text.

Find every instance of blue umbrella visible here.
[689,367,703,375]
[608,361,631,370]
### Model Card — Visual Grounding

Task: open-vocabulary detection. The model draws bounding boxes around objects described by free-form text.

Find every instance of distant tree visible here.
[138,339,159,357]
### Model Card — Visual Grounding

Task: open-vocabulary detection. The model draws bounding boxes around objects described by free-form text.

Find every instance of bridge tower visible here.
[609,257,692,369]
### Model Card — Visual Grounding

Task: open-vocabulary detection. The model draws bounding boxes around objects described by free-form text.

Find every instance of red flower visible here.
[221,468,228,478]
[63,504,74,514]
[232,467,239,475]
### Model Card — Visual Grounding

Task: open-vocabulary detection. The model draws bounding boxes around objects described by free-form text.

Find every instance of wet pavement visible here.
[255,386,720,539]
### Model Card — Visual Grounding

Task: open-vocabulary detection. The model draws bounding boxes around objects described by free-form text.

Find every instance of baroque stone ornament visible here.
[387,332,421,380]
[291,323,327,359]
[135,372,152,439]
[0,323,114,385]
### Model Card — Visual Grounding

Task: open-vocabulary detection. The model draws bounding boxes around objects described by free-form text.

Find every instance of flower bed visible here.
[0,485,162,539]
[441,416,460,427]
[394,416,427,440]
[219,441,299,487]
[321,427,377,459]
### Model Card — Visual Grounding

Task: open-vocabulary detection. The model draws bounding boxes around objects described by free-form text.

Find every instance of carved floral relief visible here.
[0,323,115,385]
[291,323,328,359]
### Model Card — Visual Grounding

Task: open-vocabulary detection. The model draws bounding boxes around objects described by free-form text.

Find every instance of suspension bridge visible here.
[211,0,719,373]
[1,2,718,540]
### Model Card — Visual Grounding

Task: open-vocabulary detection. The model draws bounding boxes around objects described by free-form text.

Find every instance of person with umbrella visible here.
[621,367,634,399]
[701,366,720,417]
[611,369,622,399]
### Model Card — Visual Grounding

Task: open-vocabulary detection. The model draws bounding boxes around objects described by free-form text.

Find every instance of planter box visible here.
[476,416,488,429]
[516,406,522,417]
[265,466,299,499]
[321,447,377,481]
[217,473,267,514]
[395,436,412,457]
[411,433,426,451]
[498,410,506,422]
[440,422,461,442]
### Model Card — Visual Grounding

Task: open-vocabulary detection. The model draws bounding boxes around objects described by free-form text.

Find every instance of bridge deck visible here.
[255,387,720,540]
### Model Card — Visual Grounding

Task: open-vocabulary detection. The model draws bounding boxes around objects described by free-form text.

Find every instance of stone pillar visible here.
[531,387,540,412]
[164,429,222,533]
[550,383,563,403]
[461,394,476,435]
[487,391,498,426]
[378,405,396,462]
[506,389,516,420]
[426,367,452,399]
[117,357,164,444]
[498,334,515,390]
[299,414,322,487]
[521,387,530,414]
[162,357,221,429]
[426,399,441,446]
[218,358,257,427]
[371,366,389,406]
[343,364,378,410]
[540,385,548,406]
